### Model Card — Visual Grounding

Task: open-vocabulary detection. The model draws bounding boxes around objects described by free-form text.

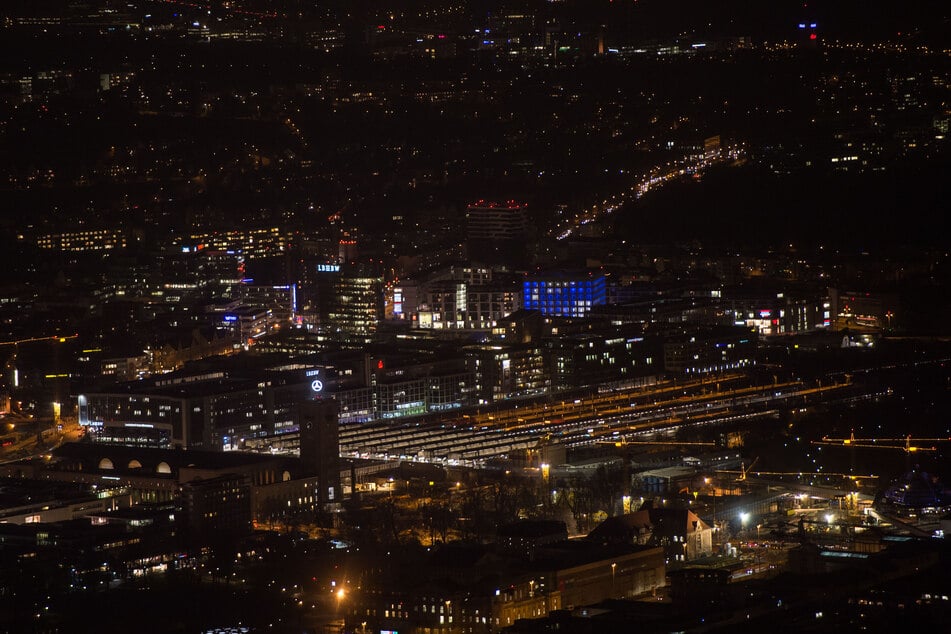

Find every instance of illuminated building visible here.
[325,264,383,337]
[338,234,359,264]
[396,266,519,329]
[77,360,327,450]
[158,249,244,300]
[234,284,297,323]
[148,329,236,374]
[100,353,150,382]
[418,280,479,329]
[329,351,476,423]
[387,281,417,321]
[661,326,757,375]
[103,345,477,429]
[465,284,521,328]
[36,228,128,252]
[877,470,951,512]
[299,261,342,327]
[723,288,825,336]
[0,480,131,525]
[416,280,520,330]
[546,330,657,391]
[220,305,274,342]
[344,540,665,633]
[828,288,899,332]
[11,442,324,522]
[466,343,548,403]
[303,28,345,52]
[331,377,476,424]
[523,272,607,318]
[216,341,472,424]
[181,227,287,260]
[590,509,714,564]
[372,353,475,419]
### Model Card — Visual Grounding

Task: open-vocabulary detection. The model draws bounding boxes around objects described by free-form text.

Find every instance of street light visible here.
[331,586,347,633]
[611,562,617,598]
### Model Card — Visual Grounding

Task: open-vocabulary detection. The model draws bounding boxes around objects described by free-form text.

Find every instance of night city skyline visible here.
[0,2,949,633]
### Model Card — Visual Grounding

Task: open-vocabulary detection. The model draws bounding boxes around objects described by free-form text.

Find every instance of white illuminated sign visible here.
[310,369,323,392]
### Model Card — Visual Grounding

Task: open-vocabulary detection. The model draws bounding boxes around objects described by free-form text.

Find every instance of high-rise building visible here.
[466,201,529,267]
[302,261,341,327]
[326,264,383,336]
[416,279,520,330]
[298,398,340,503]
[466,343,548,403]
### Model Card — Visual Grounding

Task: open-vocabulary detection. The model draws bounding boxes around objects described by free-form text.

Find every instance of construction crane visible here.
[716,457,872,483]
[709,457,761,482]
[0,334,78,347]
[713,468,878,481]
[812,433,949,453]
[711,466,879,491]
[603,439,718,448]
[738,457,759,481]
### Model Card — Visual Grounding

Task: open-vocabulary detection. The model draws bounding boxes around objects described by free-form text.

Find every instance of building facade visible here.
[522,273,607,318]
[466,201,529,267]
[298,398,340,503]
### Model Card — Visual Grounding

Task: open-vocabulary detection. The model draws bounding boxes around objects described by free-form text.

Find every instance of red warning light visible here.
[377,360,384,370]
[809,33,817,40]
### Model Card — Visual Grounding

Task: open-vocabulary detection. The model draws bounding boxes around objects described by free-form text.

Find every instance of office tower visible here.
[298,398,340,503]
[326,264,383,336]
[466,201,529,267]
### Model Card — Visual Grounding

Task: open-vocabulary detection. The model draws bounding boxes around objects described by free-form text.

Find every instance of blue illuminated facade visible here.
[522,274,607,317]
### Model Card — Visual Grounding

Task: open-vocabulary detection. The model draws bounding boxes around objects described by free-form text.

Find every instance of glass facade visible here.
[522,276,606,317]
